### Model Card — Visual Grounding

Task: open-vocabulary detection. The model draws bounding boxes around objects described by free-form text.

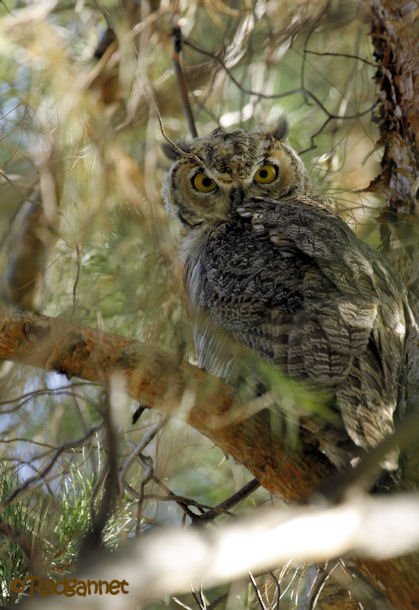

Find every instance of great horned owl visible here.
[162,121,409,471]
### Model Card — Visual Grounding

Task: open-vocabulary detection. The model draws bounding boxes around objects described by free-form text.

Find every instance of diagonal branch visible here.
[0,304,334,500]
[17,493,419,610]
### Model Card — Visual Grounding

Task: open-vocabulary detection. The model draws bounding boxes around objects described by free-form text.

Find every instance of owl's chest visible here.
[183,221,310,314]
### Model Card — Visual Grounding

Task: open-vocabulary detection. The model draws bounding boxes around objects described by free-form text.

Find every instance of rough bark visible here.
[370,0,419,497]
[370,0,419,306]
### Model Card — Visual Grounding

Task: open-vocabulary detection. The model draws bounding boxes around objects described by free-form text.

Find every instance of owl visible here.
[162,120,410,472]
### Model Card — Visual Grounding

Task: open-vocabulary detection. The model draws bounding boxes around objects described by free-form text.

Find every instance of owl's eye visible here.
[254,164,278,184]
[192,172,217,193]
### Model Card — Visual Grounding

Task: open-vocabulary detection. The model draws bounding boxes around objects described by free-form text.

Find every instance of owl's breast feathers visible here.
[182,198,409,469]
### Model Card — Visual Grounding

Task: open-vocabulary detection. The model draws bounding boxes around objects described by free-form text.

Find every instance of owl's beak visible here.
[229,187,244,209]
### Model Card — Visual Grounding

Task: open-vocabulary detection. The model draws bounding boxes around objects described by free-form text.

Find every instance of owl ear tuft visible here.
[271,117,289,141]
[162,141,191,160]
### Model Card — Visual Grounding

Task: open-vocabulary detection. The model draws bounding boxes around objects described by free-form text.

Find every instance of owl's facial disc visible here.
[162,124,310,229]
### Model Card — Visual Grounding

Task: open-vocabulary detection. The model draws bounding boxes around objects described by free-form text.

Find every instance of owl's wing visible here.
[237,197,407,466]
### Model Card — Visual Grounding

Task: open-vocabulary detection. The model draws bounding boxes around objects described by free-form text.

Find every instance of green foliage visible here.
[0,464,32,606]
[46,458,95,575]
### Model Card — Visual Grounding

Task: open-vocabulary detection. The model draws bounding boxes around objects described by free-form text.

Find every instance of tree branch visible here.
[0,304,335,500]
[20,493,419,610]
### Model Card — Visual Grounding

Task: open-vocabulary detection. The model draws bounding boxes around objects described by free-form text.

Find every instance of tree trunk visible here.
[370,0,419,307]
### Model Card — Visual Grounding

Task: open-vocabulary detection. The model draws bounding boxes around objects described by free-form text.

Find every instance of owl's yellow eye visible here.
[192,172,217,193]
[254,164,278,184]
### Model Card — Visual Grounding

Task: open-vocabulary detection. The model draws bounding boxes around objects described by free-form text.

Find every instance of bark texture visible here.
[371,0,419,305]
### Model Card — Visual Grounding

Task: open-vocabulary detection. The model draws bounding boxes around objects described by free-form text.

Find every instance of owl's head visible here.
[162,120,309,228]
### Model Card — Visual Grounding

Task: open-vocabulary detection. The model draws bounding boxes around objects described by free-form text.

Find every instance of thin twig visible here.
[71,243,82,318]
[304,49,376,67]
[301,3,330,106]
[196,478,260,523]
[268,572,281,609]
[191,586,207,610]
[0,424,102,510]
[172,24,198,138]
[120,421,166,502]
[183,38,376,122]
[308,562,336,610]
[136,453,155,536]
[119,419,167,535]
[249,572,268,610]
[144,473,213,520]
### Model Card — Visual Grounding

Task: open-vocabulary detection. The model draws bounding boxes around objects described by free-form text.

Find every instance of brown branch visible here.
[370,0,419,309]
[304,50,376,67]
[369,0,419,506]
[371,0,418,215]
[0,304,334,500]
[1,139,62,311]
[195,478,260,523]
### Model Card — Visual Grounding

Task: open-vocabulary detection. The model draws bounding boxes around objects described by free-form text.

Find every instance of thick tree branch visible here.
[0,304,334,500]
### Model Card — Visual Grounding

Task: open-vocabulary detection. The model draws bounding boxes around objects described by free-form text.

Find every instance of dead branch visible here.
[1,424,102,511]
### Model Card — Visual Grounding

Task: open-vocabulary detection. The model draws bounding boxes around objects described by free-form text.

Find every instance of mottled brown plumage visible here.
[162,122,410,471]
